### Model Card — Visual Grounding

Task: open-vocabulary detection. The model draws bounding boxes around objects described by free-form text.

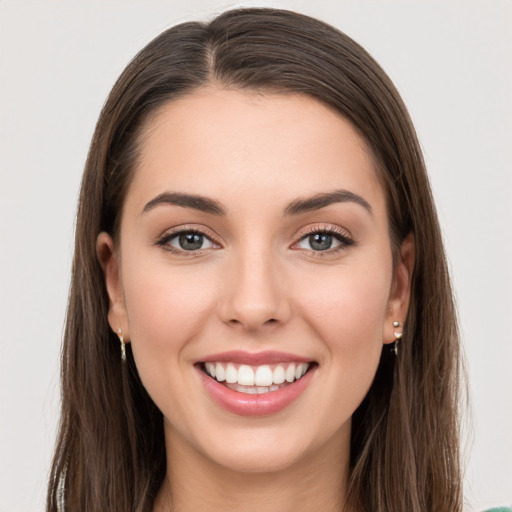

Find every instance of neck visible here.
[153,422,351,512]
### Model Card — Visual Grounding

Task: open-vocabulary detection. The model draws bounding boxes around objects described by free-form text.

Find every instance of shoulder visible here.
[482,508,512,512]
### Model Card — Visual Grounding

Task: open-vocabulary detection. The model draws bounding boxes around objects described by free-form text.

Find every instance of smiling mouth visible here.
[201,361,316,395]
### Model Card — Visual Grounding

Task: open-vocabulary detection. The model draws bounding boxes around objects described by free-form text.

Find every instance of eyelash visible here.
[156,226,219,256]
[292,225,355,256]
[155,224,355,256]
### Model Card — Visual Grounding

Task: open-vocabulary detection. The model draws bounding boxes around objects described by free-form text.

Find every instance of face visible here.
[98,88,412,474]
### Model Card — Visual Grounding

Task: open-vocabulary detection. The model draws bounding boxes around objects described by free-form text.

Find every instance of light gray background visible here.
[1,1,511,510]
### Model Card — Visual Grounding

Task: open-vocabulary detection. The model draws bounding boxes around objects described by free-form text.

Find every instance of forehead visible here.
[127,88,386,217]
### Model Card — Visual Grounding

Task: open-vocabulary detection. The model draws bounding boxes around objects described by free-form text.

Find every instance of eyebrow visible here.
[142,192,226,216]
[141,189,372,217]
[283,189,372,216]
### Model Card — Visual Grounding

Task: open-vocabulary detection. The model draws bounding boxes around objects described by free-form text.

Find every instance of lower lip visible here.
[197,365,316,416]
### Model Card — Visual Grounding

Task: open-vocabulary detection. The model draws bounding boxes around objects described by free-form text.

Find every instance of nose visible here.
[219,249,291,332]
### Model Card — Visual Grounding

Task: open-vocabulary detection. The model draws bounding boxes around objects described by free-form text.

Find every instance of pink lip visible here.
[196,363,317,417]
[198,350,313,366]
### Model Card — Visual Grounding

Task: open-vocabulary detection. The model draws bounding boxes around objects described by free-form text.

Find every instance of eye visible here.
[157,229,217,252]
[293,227,355,253]
[298,232,340,251]
[171,232,214,251]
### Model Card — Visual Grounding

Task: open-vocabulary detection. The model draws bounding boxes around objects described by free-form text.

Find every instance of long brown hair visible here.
[47,8,462,512]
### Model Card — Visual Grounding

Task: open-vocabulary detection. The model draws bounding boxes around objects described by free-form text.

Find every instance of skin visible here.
[97,88,414,512]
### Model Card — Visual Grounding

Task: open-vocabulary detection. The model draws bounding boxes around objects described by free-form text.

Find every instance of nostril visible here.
[226,317,279,329]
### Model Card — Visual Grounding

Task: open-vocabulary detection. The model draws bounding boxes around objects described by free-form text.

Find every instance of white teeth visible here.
[225,363,237,384]
[205,361,311,388]
[272,365,286,384]
[295,363,308,379]
[215,363,225,382]
[285,364,296,383]
[205,362,216,378]
[225,383,270,394]
[254,365,273,386]
[238,365,255,386]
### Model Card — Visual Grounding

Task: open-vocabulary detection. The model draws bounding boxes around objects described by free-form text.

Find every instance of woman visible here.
[47,7,465,512]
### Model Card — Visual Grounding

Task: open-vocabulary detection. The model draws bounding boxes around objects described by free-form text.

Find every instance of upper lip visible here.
[197,350,314,366]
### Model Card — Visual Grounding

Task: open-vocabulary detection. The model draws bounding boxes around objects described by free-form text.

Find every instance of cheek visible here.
[123,258,216,341]
[296,259,391,390]
[299,262,390,339]
[120,260,216,400]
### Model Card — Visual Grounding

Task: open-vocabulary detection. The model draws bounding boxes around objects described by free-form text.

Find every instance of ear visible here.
[383,233,415,344]
[96,232,130,342]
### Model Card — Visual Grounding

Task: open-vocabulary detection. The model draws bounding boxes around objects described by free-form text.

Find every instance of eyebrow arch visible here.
[142,192,227,216]
[284,189,372,216]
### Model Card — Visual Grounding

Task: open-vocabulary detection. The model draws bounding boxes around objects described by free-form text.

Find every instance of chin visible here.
[182,414,350,476]
[204,437,311,474]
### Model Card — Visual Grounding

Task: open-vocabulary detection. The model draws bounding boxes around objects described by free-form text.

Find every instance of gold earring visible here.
[392,321,404,355]
[117,328,126,361]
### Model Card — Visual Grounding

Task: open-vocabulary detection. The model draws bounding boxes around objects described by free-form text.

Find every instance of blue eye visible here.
[159,231,216,252]
[295,229,354,252]
[297,233,341,251]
